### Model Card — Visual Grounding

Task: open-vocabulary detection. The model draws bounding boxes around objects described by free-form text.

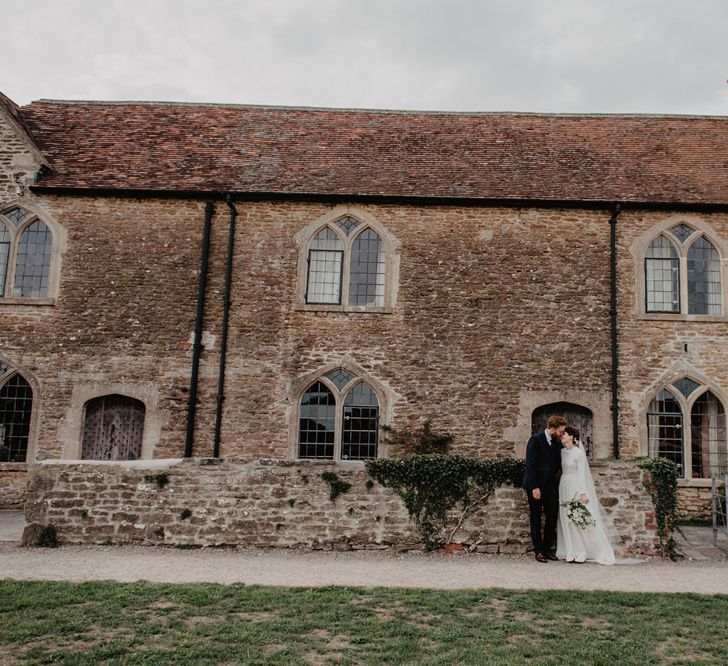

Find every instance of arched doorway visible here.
[532,402,594,458]
[81,394,145,460]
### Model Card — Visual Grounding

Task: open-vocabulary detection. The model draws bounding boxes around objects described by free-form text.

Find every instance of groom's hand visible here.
[532,488,541,500]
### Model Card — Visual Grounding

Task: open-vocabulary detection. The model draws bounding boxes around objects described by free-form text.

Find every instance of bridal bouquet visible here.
[561,495,596,529]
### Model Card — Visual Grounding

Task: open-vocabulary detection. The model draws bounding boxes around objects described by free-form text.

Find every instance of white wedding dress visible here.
[556,445,615,565]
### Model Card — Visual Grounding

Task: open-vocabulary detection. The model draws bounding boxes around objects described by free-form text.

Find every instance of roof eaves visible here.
[28,184,728,212]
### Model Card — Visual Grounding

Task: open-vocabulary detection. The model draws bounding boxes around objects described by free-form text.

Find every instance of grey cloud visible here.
[2,0,727,114]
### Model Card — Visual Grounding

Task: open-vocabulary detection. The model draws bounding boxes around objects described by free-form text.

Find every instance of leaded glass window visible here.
[13,221,52,298]
[342,382,379,460]
[674,378,701,399]
[645,236,679,313]
[336,216,360,236]
[647,389,684,475]
[297,373,383,461]
[298,381,336,459]
[0,208,55,300]
[325,369,355,391]
[0,374,33,463]
[306,228,343,304]
[300,215,393,311]
[349,229,385,306]
[687,237,721,315]
[669,223,694,244]
[690,391,726,478]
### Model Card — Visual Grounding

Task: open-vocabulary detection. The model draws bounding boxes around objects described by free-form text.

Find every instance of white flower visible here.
[561,494,596,529]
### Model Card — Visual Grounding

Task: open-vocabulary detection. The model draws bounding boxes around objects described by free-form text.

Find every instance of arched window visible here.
[645,236,679,313]
[687,237,721,315]
[647,379,727,478]
[306,228,344,304]
[81,394,145,461]
[300,213,394,310]
[297,369,380,461]
[0,206,54,299]
[647,389,684,471]
[644,223,722,316]
[0,367,33,463]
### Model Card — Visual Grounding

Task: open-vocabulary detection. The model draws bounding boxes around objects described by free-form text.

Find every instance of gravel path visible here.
[2,542,727,595]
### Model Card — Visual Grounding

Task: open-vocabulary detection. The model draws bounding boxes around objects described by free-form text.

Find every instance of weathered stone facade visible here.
[2,92,727,534]
[0,465,27,509]
[24,458,659,554]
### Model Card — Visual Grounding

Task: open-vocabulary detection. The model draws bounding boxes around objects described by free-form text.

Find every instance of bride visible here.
[556,426,615,565]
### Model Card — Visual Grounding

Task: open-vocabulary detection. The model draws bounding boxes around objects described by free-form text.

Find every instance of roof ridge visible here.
[25,99,728,120]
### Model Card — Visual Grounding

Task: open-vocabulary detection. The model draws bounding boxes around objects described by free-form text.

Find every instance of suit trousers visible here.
[526,487,559,555]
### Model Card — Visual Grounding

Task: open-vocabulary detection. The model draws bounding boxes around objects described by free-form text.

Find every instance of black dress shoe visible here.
[545,552,558,561]
[535,553,548,563]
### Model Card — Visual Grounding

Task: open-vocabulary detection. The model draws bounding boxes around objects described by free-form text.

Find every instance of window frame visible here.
[646,380,727,480]
[289,364,392,463]
[633,216,727,322]
[0,203,63,306]
[295,375,381,462]
[294,207,399,314]
[0,362,40,466]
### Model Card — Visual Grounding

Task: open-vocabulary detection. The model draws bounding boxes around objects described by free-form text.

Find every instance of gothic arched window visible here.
[297,369,380,461]
[647,379,727,478]
[297,211,397,312]
[644,223,722,316]
[0,206,54,300]
[0,367,33,463]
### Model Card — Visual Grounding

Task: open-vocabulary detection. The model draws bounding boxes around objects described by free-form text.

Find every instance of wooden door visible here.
[81,394,145,460]
[532,402,594,458]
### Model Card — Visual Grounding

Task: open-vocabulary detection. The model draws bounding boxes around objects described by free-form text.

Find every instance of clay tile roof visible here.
[19,99,728,205]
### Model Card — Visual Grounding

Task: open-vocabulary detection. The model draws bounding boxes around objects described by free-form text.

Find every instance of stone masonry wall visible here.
[3,111,725,513]
[0,465,27,509]
[677,484,716,521]
[0,195,618,469]
[25,458,659,554]
[616,208,728,460]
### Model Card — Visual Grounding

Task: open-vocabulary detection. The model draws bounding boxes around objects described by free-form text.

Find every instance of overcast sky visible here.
[3,0,727,114]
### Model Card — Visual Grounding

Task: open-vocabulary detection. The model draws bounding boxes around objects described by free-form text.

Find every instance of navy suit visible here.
[523,430,562,556]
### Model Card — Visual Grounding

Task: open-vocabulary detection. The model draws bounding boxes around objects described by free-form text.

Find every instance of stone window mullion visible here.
[340,238,352,308]
[333,389,343,461]
[1,225,18,299]
[679,255,688,315]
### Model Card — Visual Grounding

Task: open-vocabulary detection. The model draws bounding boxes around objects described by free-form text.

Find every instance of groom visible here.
[523,415,566,562]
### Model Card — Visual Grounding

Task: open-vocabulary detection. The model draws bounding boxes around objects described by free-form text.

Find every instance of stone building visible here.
[1,90,726,546]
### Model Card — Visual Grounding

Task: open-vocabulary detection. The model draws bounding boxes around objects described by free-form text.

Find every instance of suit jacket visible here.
[522,430,562,493]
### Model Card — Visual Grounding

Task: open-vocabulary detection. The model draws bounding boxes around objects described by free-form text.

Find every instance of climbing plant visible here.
[366,453,524,550]
[321,471,352,502]
[638,457,681,559]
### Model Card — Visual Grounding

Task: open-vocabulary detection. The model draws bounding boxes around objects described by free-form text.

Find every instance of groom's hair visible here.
[546,415,567,429]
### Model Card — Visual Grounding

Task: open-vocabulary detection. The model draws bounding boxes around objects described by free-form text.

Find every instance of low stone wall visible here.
[24,458,659,554]
[0,465,27,509]
[677,483,719,521]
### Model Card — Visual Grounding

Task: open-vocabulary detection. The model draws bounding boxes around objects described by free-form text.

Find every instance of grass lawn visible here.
[1,581,726,665]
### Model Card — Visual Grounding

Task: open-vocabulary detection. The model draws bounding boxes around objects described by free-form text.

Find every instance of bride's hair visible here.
[564,426,580,443]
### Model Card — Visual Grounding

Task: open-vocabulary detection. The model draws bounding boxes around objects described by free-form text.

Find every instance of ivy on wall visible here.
[638,457,681,559]
[366,453,524,549]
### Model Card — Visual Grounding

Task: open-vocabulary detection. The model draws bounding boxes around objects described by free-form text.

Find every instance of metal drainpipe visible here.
[213,194,238,458]
[609,203,622,459]
[185,201,214,458]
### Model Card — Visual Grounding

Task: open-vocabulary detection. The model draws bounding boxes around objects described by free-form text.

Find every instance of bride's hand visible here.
[579,493,589,504]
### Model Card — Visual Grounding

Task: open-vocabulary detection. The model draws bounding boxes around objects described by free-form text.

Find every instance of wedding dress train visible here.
[556,445,615,565]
